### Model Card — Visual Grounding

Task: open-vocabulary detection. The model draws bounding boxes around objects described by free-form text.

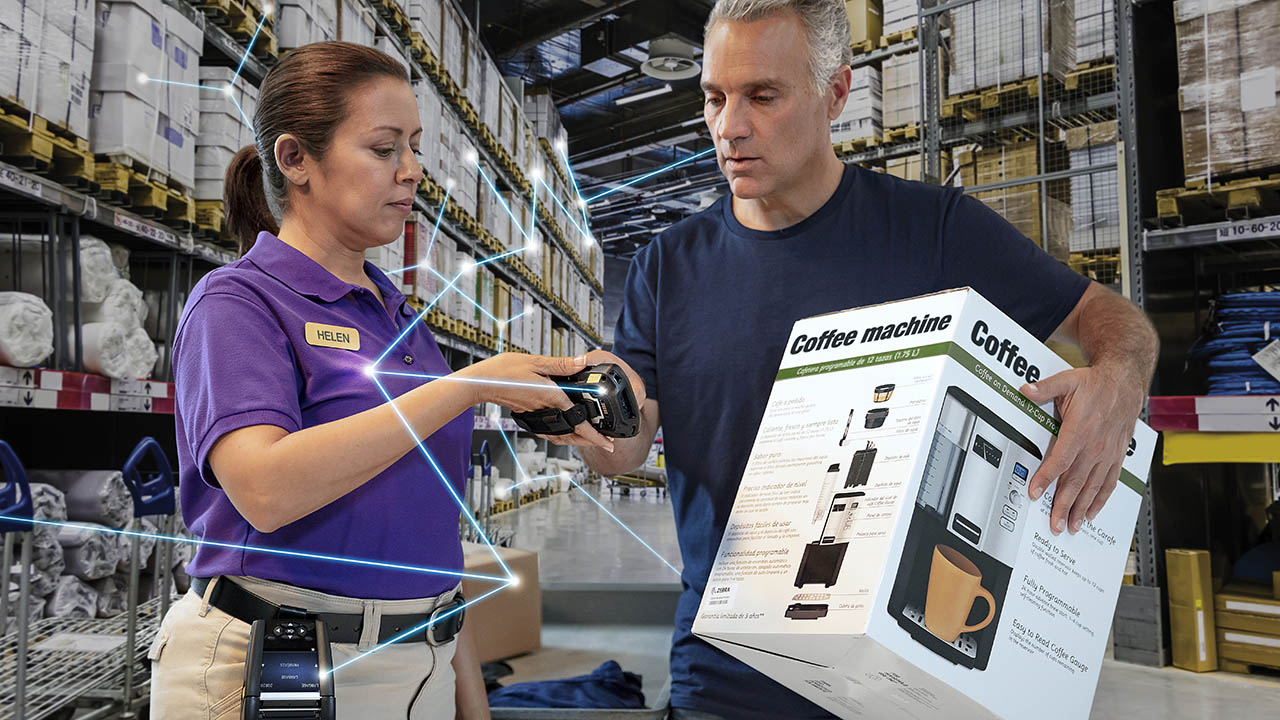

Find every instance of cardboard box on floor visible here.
[460,542,541,663]
[692,288,1156,720]
[1165,549,1217,672]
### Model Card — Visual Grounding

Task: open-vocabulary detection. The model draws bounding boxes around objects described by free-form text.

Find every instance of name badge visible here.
[304,322,360,351]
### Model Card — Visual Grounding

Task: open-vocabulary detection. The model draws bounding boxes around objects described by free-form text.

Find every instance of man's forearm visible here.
[1065,287,1159,383]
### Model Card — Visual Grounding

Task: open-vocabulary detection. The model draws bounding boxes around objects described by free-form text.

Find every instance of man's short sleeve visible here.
[611,247,660,400]
[939,193,1091,341]
[174,291,302,487]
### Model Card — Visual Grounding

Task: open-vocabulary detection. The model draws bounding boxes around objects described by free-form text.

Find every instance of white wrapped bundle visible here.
[516,452,546,477]
[92,575,128,618]
[0,292,54,367]
[78,237,119,303]
[31,483,68,522]
[493,475,515,502]
[58,522,122,581]
[31,525,66,578]
[44,575,98,618]
[124,327,159,379]
[116,517,157,572]
[83,278,147,330]
[107,243,131,279]
[28,470,134,528]
[6,584,47,624]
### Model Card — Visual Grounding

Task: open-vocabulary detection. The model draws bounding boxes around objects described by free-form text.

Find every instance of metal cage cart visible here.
[0,437,180,720]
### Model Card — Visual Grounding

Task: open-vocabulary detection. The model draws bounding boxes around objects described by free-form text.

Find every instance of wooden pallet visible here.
[833,135,880,156]
[490,500,515,515]
[1155,173,1280,227]
[194,199,225,235]
[882,124,920,144]
[0,98,96,192]
[199,0,278,59]
[880,27,918,48]
[374,0,412,36]
[942,77,1041,121]
[1219,659,1280,677]
[95,160,197,231]
[1064,59,1116,92]
[849,38,876,57]
[1068,251,1121,283]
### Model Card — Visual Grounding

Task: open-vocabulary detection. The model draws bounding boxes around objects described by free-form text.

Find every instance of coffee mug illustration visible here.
[924,544,997,643]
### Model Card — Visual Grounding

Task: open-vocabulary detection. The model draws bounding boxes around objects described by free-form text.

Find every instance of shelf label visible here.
[1254,340,1280,384]
[114,211,178,248]
[0,165,44,197]
[1216,217,1280,243]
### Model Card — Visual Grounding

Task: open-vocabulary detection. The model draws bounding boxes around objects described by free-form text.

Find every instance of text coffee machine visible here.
[887,386,1043,670]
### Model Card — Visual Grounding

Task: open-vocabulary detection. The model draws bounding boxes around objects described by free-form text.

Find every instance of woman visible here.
[149,42,613,719]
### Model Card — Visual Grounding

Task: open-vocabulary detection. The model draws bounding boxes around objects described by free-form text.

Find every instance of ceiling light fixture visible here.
[641,36,701,81]
[615,84,673,106]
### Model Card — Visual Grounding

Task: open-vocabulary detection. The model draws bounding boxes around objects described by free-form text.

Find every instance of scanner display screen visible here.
[260,651,320,692]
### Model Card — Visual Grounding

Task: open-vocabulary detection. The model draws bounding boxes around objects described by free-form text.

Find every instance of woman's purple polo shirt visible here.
[172,231,473,599]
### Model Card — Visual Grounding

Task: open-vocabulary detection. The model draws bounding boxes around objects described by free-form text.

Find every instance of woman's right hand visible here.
[455,353,615,452]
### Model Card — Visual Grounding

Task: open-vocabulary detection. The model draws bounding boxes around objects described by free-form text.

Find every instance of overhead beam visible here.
[490,0,641,58]
[555,68,645,107]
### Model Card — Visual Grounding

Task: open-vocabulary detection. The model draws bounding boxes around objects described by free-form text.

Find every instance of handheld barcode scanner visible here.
[242,615,336,719]
[512,363,641,438]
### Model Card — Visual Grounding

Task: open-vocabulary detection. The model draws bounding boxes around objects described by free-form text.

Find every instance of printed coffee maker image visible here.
[886,386,1043,670]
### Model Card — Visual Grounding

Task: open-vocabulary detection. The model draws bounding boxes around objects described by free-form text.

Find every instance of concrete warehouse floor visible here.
[493,480,1280,718]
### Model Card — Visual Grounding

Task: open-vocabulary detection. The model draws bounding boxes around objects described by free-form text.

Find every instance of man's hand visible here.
[1020,364,1145,535]
[535,350,648,449]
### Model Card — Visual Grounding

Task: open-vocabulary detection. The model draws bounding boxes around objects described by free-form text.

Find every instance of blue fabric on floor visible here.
[488,660,647,709]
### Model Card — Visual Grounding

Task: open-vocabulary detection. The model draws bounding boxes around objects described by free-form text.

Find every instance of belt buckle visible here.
[426,594,466,647]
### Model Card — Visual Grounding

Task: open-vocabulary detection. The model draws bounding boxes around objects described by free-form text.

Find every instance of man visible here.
[561,1,1158,717]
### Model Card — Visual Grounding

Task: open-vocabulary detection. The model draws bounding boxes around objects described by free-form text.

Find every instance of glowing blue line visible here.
[537,177,591,239]
[565,477,682,576]
[528,188,539,239]
[585,147,717,203]
[370,376,515,580]
[424,266,499,324]
[556,145,592,229]
[374,267,465,366]
[476,246,525,267]
[371,370,600,394]
[509,474,561,491]
[327,581,511,674]
[144,79,221,92]
[474,162,531,241]
[0,516,507,583]
[495,428,528,481]
[504,310,528,325]
[230,94,254,133]
[424,187,450,266]
[234,14,268,80]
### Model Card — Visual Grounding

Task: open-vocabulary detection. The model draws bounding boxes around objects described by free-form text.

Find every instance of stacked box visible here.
[1063,120,1121,251]
[374,36,411,78]
[844,0,883,46]
[524,87,566,151]
[949,0,1075,95]
[440,0,464,82]
[0,0,41,110]
[885,151,952,182]
[405,0,441,56]
[435,108,461,196]
[90,0,202,188]
[881,51,940,129]
[277,0,337,49]
[1174,0,1280,183]
[1075,0,1115,63]
[416,231,454,303]
[954,142,1071,260]
[451,250,473,325]
[365,234,405,276]
[1215,584,1280,672]
[541,307,552,355]
[455,135,479,218]
[194,67,259,201]
[36,0,96,139]
[831,66,882,143]
[415,79,441,177]
[498,80,522,158]
[338,0,375,46]
[475,267,494,335]
[882,0,918,36]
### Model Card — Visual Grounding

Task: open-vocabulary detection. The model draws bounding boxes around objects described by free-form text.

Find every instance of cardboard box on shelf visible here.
[1174,0,1280,183]
[1075,0,1115,63]
[459,542,541,664]
[1165,549,1217,672]
[845,0,883,46]
[949,0,1075,95]
[692,287,1156,720]
[338,0,376,46]
[832,66,883,143]
[277,0,337,49]
[882,51,944,129]
[883,0,919,35]
[35,0,95,140]
[953,142,1072,260]
[1063,120,1121,252]
[89,0,168,168]
[405,0,441,56]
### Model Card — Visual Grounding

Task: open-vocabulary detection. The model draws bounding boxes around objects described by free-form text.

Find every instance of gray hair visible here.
[704,0,854,96]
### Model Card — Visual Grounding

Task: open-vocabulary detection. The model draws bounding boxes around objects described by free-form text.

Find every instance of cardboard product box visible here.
[459,542,541,663]
[405,0,441,56]
[1214,584,1280,633]
[159,4,202,191]
[883,0,919,35]
[440,0,465,82]
[0,22,39,112]
[541,307,552,355]
[1174,0,1280,183]
[949,0,1075,96]
[277,0,338,48]
[832,70,883,143]
[845,0,884,46]
[1165,549,1217,672]
[886,152,952,183]
[463,33,485,106]
[1063,121,1120,252]
[451,250,472,324]
[974,185,1072,261]
[374,36,411,78]
[482,58,502,135]
[34,0,94,139]
[338,0,375,45]
[692,287,1156,720]
[93,0,165,70]
[882,51,936,129]
[1075,0,1115,63]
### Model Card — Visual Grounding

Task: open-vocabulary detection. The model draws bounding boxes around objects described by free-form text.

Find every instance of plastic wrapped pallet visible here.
[882,51,940,129]
[882,0,919,35]
[949,0,1075,95]
[58,522,122,581]
[0,292,54,367]
[92,575,128,618]
[954,142,1072,260]
[1174,0,1280,183]
[440,0,465,83]
[1075,0,1115,63]
[415,79,442,174]
[1063,120,1121,251]
[158,4,203,191]
[338,0,376,45]
[831,66,882,143]
[36,0,96,140]
[196,66,258,201]
[0,0,41,109]
[277,0,337,49]
[45,574,98,618]
[29,470,134,528]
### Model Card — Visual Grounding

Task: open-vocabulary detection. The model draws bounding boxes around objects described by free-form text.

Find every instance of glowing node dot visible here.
[263,2,274,14]
[445,177,456,190]
[458,259,474,275]
[223,84,235,96]
[363,364,378,378]
[584,235,595,246]
[554,139,566,153]
[137,72,149,85]
[528,166,543,182]
[464,149,478,164]
[578,198,587,209]
[509,575,521,587]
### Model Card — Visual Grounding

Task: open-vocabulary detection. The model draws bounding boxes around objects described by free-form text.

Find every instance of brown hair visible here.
[224,41,410,255]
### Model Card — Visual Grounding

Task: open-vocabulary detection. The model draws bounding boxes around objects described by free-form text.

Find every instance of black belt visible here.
[191,577,464,646]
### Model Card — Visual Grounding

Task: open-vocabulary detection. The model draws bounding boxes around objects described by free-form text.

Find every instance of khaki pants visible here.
[149,576,458,719]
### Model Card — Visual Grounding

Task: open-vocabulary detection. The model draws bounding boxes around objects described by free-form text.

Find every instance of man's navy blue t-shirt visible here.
[611,164,1090,719]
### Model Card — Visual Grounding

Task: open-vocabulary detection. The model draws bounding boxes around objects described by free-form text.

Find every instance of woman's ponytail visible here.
[224,145,279,256]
